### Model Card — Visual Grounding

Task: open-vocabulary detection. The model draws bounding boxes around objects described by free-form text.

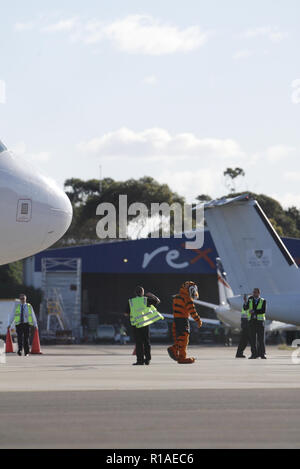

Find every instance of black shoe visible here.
[17,350,22,356]
[261,356,267,359]
[144,360,150,365]
[236,354,246,358]
[132,362,144,366]
[248,355,257,359]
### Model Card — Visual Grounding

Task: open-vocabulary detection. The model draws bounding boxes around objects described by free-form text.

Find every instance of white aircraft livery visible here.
[195,258,238,329]
[203,194,300,326]
[195,258,298,334]
[0,139,72,265]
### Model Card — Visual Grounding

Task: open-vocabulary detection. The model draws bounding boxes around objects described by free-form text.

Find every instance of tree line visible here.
[61,170,300,245]
[2,168,300,299]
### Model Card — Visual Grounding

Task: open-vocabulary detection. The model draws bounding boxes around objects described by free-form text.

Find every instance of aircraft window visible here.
[21,203,29,215]
[0,141,7,153]
[17,199,32,222]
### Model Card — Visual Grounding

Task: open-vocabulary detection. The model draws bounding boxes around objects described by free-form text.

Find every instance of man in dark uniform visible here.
[126,286,161,366]
[8,294,38,356]
[246,288,267,359]
[236,295,250,358]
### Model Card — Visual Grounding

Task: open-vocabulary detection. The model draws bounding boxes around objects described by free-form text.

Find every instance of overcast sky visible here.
[0,0,300,206]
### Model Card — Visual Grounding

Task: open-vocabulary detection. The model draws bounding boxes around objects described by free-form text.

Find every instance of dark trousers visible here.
[236,319,249,356]
[134,326,151,363]
[248,320,266,357]
[16,324,30,355]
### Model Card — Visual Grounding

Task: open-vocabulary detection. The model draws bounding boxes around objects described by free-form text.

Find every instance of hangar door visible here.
[41,258,82,341]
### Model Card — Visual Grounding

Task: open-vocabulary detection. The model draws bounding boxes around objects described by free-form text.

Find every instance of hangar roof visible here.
[33,231,300,275]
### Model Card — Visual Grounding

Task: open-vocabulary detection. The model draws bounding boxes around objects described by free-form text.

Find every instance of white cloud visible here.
[284,171,300,182]
[272,192,300,209]
[14,21,35,32]
[250,145,296,165]
[77,127,246,161]
[30,151,51,162]
[0,80,6,104]
[266,145,295,162]
[14,14,209,55]
[157,168,220,202]
[243,26,288,43]
[144,75,158,86]
[291,79,300,104]
[101,15,208,55]
[232,49,269,60]
[233,49,254,60]
[41,17,79,33]
[11,142,51,162]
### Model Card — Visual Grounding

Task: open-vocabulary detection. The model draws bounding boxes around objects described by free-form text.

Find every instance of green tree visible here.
[62,177,300,244]
[224,167,245,193]
[269,218,284,237]
[0,261,42,315]
[196,194,212,203]
[286,207,300,232]
[224,191,300,238]
[61,176,185,245]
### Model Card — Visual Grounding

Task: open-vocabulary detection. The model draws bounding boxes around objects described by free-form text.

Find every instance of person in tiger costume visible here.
[167,281,202,364]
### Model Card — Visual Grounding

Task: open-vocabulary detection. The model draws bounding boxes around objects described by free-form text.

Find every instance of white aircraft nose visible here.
[0,143,73,264]
[40,185,73,250]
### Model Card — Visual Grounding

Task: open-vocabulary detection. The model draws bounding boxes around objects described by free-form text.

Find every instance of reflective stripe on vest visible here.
[241,307,249,319]
[14,304,34,326]
[248,298,265,321]
[129,297,164,329]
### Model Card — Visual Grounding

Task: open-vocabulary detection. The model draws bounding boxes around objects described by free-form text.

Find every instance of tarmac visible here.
[0,344,300,449]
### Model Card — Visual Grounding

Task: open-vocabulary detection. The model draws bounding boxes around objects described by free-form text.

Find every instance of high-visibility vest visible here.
[14,304,34,326]
[129,296,164,329]
[241,307,249,320]
[247,298,265,321]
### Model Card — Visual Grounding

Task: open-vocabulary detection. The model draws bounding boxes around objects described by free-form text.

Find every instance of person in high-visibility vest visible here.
[245,288,267,359]
[8,294,38,356]
[235,295,250,358]
[119,324,128,345]
[126,286,163,366]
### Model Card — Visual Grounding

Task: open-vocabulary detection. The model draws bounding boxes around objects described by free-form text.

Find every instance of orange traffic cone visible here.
[5,328,14,353]
[132,346,136,356]
[30,328,42,355]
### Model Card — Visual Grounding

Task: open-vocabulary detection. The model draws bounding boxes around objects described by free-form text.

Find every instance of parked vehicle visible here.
[150,320,169,341]
[96,324,116,343]
[0,299,17,339]
[114,325,130,344]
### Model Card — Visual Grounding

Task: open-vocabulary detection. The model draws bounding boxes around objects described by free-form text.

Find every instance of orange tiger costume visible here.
[167,281,202,364]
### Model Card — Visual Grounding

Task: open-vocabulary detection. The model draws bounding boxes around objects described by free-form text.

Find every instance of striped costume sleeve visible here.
[186,299,200,322]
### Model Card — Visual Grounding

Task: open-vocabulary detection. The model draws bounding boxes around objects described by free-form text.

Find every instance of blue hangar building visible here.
[27,231,300,324]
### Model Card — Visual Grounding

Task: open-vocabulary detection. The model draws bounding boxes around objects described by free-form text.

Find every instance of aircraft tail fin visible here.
[204,195,299,295]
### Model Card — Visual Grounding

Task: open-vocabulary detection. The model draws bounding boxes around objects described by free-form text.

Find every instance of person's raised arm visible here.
[145,292,160,307]
[187,300,202,328]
